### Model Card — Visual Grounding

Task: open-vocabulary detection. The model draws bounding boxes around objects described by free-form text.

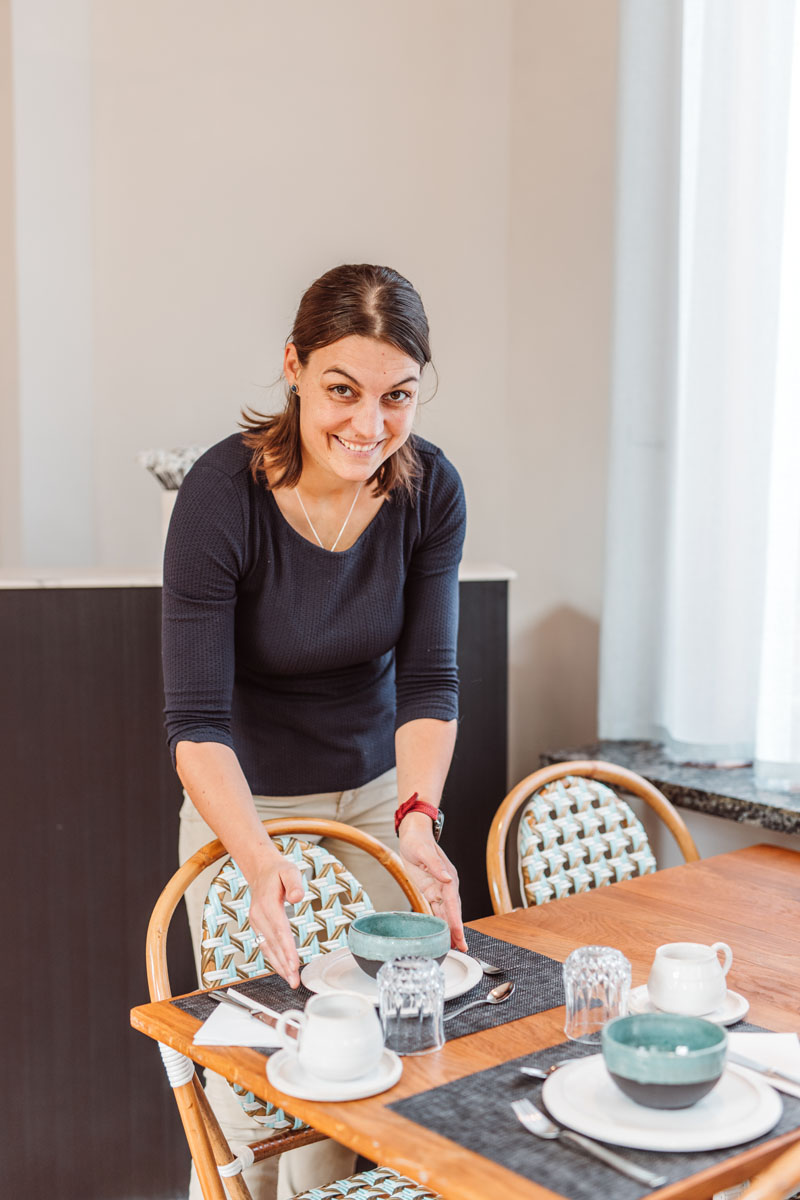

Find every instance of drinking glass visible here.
[563,945,631,1043]
[377,956,445,1056]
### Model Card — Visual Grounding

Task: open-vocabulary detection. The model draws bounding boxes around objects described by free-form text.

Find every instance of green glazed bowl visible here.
[602,1012,728,1109]
[347,911,450,978]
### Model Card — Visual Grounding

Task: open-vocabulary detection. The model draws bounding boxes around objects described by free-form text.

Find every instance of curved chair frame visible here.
[486,759,700,915]
[146,818,431,1200]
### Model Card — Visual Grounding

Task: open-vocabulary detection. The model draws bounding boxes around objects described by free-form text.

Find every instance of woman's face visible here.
[284,335,420,487]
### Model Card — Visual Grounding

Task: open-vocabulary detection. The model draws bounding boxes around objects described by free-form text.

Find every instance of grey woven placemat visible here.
[171,928,565,1048]
[443,928,564,1038]
[389,1026,798,1200]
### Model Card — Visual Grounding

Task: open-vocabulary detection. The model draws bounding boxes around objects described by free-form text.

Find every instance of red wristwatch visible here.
[394,792,444,842]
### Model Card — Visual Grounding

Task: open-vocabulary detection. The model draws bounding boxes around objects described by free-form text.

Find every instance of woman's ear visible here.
[283,343,301,389]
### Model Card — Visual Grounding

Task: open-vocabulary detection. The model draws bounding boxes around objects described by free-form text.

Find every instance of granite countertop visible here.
[541,740,800,834]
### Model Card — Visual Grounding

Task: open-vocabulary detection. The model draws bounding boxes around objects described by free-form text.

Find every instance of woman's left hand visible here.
[398,813,467,951]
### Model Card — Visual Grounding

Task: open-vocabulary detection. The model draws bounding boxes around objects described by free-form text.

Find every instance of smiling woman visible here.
[161,263,467,1200]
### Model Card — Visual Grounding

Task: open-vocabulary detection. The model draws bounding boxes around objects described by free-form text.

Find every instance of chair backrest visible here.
[200,834,376,989]
[146,818,431,1137]
[146,816,429,1002]
[486,760,700,915]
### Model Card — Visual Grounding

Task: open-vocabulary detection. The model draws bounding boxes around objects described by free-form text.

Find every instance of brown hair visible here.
[241,264,431,497]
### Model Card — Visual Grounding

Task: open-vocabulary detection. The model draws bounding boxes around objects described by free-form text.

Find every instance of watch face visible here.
[433,810,444,841]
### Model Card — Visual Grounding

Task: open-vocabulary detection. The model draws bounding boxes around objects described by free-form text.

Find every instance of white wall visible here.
[506,0,619,781]
[98,0,512,568]
[0,0,20,564]
[11,0,95,563]
[4,0,621,782]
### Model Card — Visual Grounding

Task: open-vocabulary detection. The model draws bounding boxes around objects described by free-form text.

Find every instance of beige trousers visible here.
[178,767,407,1200]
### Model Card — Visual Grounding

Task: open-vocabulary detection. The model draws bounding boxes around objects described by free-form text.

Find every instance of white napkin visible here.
[193,1002,282,1048]
[728,1031,800,1098]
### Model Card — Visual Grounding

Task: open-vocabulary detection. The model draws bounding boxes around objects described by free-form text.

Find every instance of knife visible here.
[728,1050,800,1087]
[210,989,286,1034]
[226,987,283,1022]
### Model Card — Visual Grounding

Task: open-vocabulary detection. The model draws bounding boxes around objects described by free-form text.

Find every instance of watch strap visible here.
[394,793,444,841]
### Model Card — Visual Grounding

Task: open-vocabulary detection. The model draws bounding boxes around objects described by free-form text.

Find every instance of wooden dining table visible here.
[130,843,800,1200]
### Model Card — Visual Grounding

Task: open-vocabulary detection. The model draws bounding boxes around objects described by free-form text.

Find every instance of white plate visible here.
[542,1055,782,1151]
[266,1047,402,1101]
[628,984,750,1026]
[300,947,482,1004]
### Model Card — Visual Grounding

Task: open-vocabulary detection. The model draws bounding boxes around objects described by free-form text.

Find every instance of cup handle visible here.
[712,942,733,977]
[275,1009,305,1050]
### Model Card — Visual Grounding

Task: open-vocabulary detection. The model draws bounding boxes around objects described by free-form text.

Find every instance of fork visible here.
[510,1099,667,1188]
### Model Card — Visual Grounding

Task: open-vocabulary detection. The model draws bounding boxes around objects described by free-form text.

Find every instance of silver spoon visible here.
[476,958,504,976]
[444,979,515,1021]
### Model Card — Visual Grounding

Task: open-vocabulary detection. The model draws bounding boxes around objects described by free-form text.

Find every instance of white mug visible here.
[275,992,384,1082]
[647,941,733,1016]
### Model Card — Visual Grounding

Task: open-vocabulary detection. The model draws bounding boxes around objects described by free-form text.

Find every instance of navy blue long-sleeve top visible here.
[162,432,466,796]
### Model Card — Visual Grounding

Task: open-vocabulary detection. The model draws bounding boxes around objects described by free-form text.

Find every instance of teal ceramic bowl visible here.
[347,911,450,979]
[602,1013,728,1109]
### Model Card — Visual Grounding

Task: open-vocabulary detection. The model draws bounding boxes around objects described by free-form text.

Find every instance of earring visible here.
[290,384,298,394]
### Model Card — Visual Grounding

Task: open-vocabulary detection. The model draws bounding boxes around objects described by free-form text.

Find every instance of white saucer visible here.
[628,984,750,1026]
[300,947,482,1004]
[266,1047,402,1101]
[542,1055,781,1151]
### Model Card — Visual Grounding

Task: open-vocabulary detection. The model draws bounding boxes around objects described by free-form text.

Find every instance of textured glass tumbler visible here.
[563,945,631,1043]
[377,956,445,1056]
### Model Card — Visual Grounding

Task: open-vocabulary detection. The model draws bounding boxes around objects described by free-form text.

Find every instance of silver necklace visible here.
[295,482,363,551]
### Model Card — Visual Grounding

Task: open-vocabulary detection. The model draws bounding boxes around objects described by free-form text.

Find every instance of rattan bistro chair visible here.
[146,817,441,1200]
[486,760,700,914]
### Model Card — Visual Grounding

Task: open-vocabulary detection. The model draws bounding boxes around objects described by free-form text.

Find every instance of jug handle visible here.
[712,942,733,976]
[275,1008,305,1050]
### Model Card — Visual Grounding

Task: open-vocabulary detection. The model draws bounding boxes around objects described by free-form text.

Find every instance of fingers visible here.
[250,860,305,988]
[251,904,301,987]
[400,839,466,953]
[425,878,467,951]
[281,868,306,906]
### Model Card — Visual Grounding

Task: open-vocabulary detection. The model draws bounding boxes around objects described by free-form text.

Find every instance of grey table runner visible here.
[389,1025,795,1200]
[171,927,565,1047]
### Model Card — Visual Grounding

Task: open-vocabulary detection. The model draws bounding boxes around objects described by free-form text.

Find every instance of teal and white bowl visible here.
[602,1012,728,1109]
[347,911,450,978]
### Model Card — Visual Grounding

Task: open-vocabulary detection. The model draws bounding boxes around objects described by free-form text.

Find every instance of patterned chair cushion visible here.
[200,835,374,1131]
[517,776,657,907]
[292,1165,441,1199]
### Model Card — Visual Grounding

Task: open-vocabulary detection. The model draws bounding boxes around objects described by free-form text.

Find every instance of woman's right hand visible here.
[247,851,306,988]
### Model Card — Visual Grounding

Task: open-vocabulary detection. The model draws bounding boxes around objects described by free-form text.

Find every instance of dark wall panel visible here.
[443,581,509,920]
[2,588,192,1200]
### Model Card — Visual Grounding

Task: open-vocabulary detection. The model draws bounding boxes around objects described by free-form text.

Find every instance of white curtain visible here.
[599,0,800,788]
